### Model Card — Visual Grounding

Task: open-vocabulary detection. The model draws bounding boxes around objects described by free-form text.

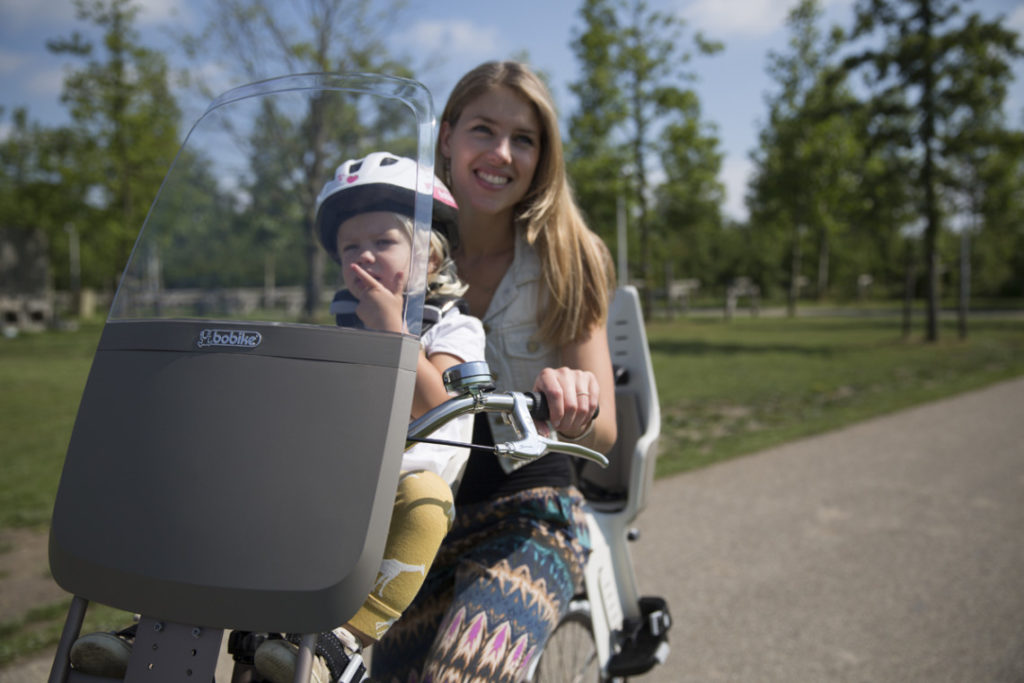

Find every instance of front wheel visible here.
[533,599,603,683]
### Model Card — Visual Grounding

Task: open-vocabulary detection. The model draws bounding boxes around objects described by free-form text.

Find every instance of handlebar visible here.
[406,362,609,469]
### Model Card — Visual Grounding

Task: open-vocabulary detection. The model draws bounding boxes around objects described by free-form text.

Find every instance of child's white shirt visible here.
[402,307,486,489]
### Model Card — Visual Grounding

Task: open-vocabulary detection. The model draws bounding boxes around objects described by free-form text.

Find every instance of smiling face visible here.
[439,85,541,223]
[336,212,412,298]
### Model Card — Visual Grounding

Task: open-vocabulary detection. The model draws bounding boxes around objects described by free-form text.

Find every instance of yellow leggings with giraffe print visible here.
[348,470,454,643]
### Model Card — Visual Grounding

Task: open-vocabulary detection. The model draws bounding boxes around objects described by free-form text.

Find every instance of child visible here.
[315,151,484,486]
[252,152,485,683]
[68,153,484,683]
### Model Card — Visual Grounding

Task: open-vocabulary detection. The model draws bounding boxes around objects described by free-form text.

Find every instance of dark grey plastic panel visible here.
[125,618,223,682]
[50,320,420,633]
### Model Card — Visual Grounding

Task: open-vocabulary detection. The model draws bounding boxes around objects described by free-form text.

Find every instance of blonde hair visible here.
[391,214,468,299]
[437,61,614,345]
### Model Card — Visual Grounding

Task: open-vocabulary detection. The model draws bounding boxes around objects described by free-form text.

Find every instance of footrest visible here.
[227,630,271,665]
[607,596,672,677]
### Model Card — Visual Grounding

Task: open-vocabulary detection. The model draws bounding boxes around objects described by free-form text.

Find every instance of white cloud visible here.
[681,0,853,38]
[720,154,751,222]
[0,50,27,75]
[179,59,231,90]
[136,0,192,26]
[1,0,190,30]
[683,0,790,37]
[398,20,504,62]
[25,66,67,98]
[1,0,77,29]
[1008,4,1024,33]
[186,60,233,100]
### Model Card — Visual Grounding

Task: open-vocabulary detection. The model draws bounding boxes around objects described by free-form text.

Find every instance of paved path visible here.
[631,375,1024,683]
[6,377,1023,682]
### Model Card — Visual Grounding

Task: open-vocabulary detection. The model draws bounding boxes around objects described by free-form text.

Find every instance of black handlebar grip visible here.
[525,391,600,422]
[525,391,550,420]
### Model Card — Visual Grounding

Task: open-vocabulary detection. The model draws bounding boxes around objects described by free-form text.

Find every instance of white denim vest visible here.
[482,230,559,392]
[482,232,559,471]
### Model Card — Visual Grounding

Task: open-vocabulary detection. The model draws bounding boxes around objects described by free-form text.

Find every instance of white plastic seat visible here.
[577,285,660,521]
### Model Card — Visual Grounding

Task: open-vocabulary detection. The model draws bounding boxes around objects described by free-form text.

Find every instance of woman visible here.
[372,60,617,683]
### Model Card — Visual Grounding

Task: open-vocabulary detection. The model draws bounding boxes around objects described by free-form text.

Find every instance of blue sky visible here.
[2,0,1022,221]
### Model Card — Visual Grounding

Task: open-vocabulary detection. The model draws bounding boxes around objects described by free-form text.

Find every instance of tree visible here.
[0,109,77,248]
[968,139,1024,299]
[942,33,1024,337]
[748,0,869,316]
[181,0,415,319]
[842,0,1022,341]
[47,0,181,289]
[567,0,721,315]
[850,132,919,335]
[654,105,725,290]
[567,0,629,252]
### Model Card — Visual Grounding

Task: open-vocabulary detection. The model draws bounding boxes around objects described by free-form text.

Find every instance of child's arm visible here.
[411,311,486,419]
[411,350,463,418]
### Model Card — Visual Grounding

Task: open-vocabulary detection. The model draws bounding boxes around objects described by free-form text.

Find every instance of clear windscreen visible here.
[108,73,437,337]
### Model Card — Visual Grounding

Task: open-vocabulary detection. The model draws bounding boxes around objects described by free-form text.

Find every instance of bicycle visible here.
[45,72,670,683]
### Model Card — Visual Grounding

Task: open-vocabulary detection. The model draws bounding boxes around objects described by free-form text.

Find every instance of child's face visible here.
[337,212,412,298]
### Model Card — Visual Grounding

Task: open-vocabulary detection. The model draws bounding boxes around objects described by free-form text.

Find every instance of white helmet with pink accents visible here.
[315,151,457,263]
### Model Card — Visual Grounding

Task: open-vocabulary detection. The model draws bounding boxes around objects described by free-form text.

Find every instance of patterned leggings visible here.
[370,486,591,683]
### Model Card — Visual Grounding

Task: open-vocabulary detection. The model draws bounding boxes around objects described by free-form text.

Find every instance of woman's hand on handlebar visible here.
[533,367,599,439]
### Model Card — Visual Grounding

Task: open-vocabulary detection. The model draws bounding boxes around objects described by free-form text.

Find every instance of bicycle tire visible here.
[533,599,603,683]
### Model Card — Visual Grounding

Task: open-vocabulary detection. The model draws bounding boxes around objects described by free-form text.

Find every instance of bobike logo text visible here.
[196,328,262,349]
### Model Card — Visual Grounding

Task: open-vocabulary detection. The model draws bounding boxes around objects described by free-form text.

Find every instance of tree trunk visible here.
[788,224,801,318]
[634,133,652,319]
[902,241,915,339]
[958,226,970,340]
[921,0,940,342]
[628,33,654,321]
[817,230,829,301]
[303,234,324,321]
[302,92,328,321]
[664,261,674,319]
[263,252,276,309]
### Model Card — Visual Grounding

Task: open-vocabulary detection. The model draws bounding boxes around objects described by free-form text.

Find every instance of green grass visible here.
[648,312,1024,476]
[0,321,102,529]
[0,320,142,668]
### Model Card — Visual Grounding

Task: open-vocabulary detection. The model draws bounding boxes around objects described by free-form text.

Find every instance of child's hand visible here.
[350,263,406,333]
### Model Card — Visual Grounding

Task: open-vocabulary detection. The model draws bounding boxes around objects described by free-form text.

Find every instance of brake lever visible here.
[492,392,547,461]
[492,393,609,468]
